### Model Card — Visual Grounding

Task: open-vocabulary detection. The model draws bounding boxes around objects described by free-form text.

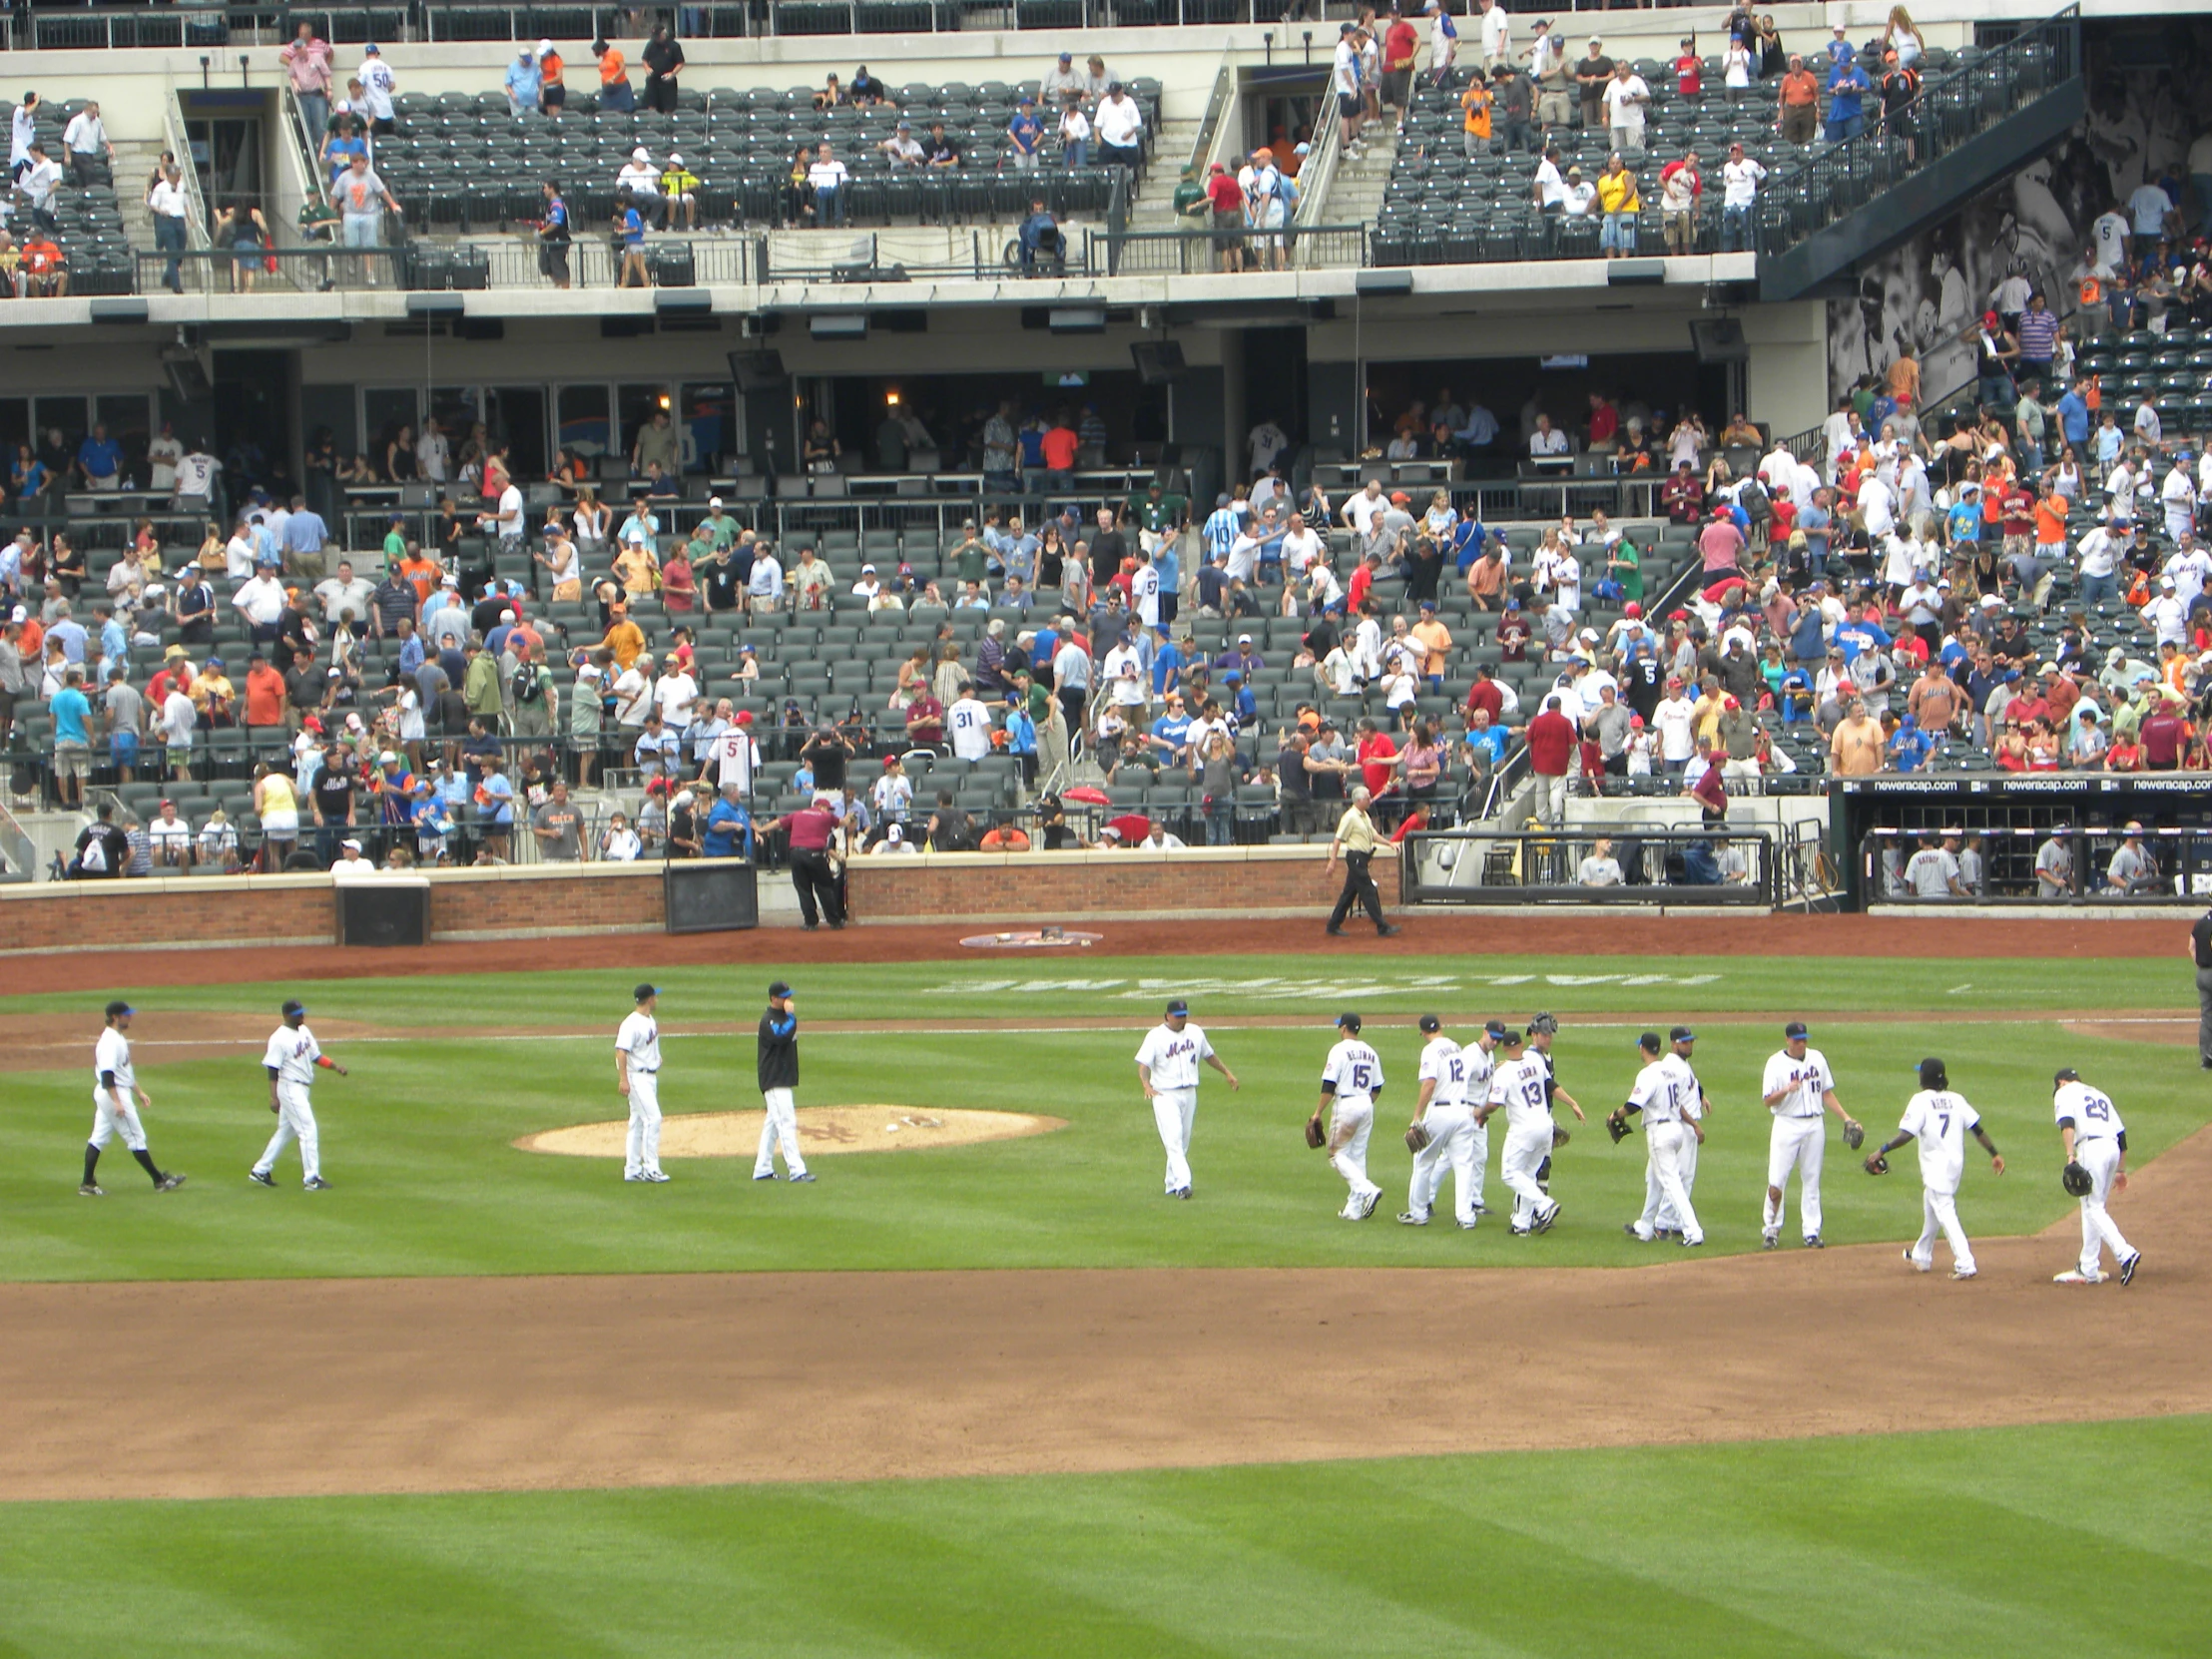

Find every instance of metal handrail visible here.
[1294,64,1342,235]
[1084,222,1369,276]
[1184,37,1238,184]
[162,90,213,251]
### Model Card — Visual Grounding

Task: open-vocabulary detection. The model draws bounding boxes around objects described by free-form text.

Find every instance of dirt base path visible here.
[9,911,2194,995]
[7,1126,2207,1504]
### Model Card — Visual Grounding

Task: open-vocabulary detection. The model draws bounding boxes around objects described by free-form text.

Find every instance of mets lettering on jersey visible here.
[1763,1048,1834,1116]
[263,1025,323,1089]
[1134,1023,1214,1090]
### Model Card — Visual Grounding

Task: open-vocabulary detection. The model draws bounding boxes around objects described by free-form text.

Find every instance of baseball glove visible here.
[1843,1120,1865,1151]
[1606,1112,1632,1144]
[1551,1125,1571,1149]
[2061,1160,2093,1197]
[1404,1122,1429,1154]
[1305,1114,1328,1150]
[1864,1152,1890,1176]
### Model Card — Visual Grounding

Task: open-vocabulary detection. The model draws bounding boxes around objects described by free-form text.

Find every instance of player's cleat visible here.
[642,1171,670,1183]
[1624,1222,1649,1241]
[1534,1203,1560,1234]
[1951,1268,1977,1281]
[1680,1236,1704,1248]
[1457,1219,1478,1230]
[1803,1235,1824,1249]
[1903,1248,1930,1274]
[2119,1252,2141,1286]
[2052,1270,2103,1284]
[1396,1211,1429,1226]
[249,1169,276,1187]
[303,1176,330,1190]
[78,1183,103,1197]
[1654,1226,1680,1240]
[752,1171,777,1181]
[789,1172,817,1183]
[624,1172,648,1182]
[1171,1187,1192,1200]
[1357,1190,1382,1219]
[155,1173,187,1192]
[1761,1234,1779,1250]
[2200,1056,2212,1070]
[1472,1203,1488,1216]
[1508,1225,1531,1236]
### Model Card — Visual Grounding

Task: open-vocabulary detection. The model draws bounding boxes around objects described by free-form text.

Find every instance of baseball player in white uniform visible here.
[82,1000,187,1196]
[1134,997,1240,1199]
[1478,1026,1579,1234]
[1399,1014,1485,1228]
[1649,1026,1703,1237]
[616,983,670,1183]
[1868,1056,2004,1279]
[1759,1021,1863,1250]
[1608,1031,1704,1247]
[1311,1011,1384,1220]
[2051,1067,2141,1286]
[249,998,346,1189]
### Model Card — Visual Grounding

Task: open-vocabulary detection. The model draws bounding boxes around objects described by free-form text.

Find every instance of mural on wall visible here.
[1826,21,2212,403]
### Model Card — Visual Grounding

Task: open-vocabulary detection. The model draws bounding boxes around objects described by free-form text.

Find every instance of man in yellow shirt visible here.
[1326,786,1399,937]
[1458,78,1492,160]
[594,603,647,671]
[1596,152,1641,259]
[1408,603,1453,693]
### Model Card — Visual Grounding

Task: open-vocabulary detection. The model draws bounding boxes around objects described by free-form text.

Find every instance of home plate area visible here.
[515,1106,1067,1159]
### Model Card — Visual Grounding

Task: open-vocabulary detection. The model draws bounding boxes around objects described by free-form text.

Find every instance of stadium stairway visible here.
[1315,126,1397,238]
[1124,115,1202,234]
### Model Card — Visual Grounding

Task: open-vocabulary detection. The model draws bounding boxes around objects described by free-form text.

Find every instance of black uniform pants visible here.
[791,848,844,927]
[1329,849,1387,931]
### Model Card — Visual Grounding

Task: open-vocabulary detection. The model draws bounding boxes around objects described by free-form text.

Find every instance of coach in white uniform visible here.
[1480,1027,1565,1234]
[1760,1020,1861,1250]
[1312,1011,1384,1220]
[1612,1031,1704,1246]
[82,999,187,1196]
[1869,1056,2004,1280]
[251,998,345,1189]
[1400,1014,1485,1228]
[617,983,670,1183]
[1134,997,1240,1200]
[2051,1067,2141,1285]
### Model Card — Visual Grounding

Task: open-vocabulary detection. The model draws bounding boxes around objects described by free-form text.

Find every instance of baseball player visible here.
[1867,1056,2004,1280]
[755,979,814,1183]
[1309,1011,1384,1220]
[1607,1031,1704,1247]
[1134,997,1240,1200]
[249,998,346,1190]
[81,1000,187,1196]
[1477,1026,1579,1234]
[2051,1067,2141,1286]
[1525,1010,1581,1195]
[616,983,669,1183]
[1399,1014,1481,1228]
[1649,1026,1704,1238]
[1759,1020,1862,1249]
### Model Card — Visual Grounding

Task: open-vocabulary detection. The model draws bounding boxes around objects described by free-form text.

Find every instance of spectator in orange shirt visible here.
[20,234,67,296]
[1776,55,1822,144]
[1039,413,1080,487]
[243,653,288,729]
[596,39,634,112]
[397,545,442,602]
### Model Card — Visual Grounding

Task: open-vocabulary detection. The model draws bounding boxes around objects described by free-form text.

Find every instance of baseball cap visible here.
[105,1000,134,1020]
[1336,1011,1363,1031]
[1418,1014,1441,1034]
[281,998,307,1017]
[1638,1030,1662,1051]
[769,979,794,999]
[339,837,361,851]
[2053,1066,2080,1085]
[1483,1019,1508,1040]
[634,983,658,1002]
[1669,1025,1696,1044]
[1784,1020,1809,1040]
[1165,997,1189,1016]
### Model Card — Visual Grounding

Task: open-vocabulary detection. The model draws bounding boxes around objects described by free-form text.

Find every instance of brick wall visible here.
[0,848,1372,953]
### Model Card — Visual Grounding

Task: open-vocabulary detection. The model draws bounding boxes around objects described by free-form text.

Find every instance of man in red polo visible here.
[1525,693,1578,824]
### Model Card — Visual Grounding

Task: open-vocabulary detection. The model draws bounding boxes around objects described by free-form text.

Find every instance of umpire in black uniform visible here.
[1326,785,1400,938]
[763,791,846,929]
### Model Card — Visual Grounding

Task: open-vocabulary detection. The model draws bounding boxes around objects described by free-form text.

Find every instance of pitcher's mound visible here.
[515,1106,1067,1160]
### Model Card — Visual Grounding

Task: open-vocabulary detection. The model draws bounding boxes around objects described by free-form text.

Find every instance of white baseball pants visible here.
[1500,1120,1558,1231]
[756,1086,809,1179]
[2073,1137,2135,1277]
[88,1089,148,1152]
[1634,1121,1702,1244]
[1152,1086,1197,1194]
[1407,1103,1477,1223]
[254,1082,320,1184]
[625,1070,663,1179]
[1330,1097,1379,1214]
[1764,1114,1826,1240]
[1911,1185,1974,1275]
[1655,1113,1701,1232]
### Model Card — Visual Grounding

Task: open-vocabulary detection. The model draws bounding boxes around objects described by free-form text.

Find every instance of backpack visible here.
[511,662,544,704]
[1739,480,1772,524]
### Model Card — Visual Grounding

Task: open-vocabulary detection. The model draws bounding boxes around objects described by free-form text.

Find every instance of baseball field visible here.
[3,912,2207,1657]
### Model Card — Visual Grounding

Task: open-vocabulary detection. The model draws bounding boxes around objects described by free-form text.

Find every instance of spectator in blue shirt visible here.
[279,494,328,569]
[618,199,649,287]
[504,48,543,118]
[76,424,123,490]
[1008,98,1044,170]
[2055,378,2092,450]
[321,119,367,186]
[50,666,93,807]
[1824,61,1871,142]
[1887,713,1933,773]
[1222,672,1257,723]
[478,758,515,858]
[703,787,755,858]
[1150,633,1184,695]
[47,604,88,664]
[1945,484,1982,550]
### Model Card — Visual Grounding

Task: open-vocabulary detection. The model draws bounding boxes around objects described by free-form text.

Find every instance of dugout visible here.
[1829,777,2212,908]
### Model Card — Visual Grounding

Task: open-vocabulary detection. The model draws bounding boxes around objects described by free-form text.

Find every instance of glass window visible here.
[556,384,611,462]
[487,386,548,481]
[32,394,88,455]
[617,382,672,470]
[0,397,29,462]
[361,387,418,473]
[679,382,733,475]
[95,394,154,484]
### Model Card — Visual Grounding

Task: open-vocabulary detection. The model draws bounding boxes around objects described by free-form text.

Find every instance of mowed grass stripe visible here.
[0,1419,2204,1658]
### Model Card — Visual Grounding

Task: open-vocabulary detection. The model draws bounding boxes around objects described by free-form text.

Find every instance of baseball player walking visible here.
[616,983,669,1183]
[1134,997,1240,1199]
[1649,1025,1703,1237]
[1759,1020,1862,1249]
[2051,1067,2141,1286]
[1867,1057,2004,1280]
[755,979,814,1183]
[249,998,346,1189]
[1310,1012,1384,1219]
[1479,1026,1580,1234]
[82,1001,187,1196]
[1400,1014,1482,1228]
[1608,1031,1704,1247]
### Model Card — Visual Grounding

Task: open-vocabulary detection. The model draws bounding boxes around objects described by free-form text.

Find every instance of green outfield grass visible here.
[2,1416,2205,1658]
[1,953,2201,1281]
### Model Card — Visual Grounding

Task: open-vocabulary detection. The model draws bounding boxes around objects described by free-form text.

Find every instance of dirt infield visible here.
[515,1107,1066,1159]
[2062,1018,2199,1047]
[10,910,2195,994]
[5,1125,2206,1504]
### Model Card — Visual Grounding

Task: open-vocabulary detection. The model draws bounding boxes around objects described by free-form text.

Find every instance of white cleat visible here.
[1903,1249,1931,1274]
[2053,1270,2104,1284]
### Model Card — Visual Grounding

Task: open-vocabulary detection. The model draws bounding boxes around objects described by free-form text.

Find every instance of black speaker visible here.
[1688,318,1749,362]
[1131,339,1186,384]
[728,349,787,391]
[336,883,429,947]
[664,860,760,933]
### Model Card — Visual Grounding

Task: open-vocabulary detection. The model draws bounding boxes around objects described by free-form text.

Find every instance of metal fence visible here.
[1859,825,2212,906]
[1083,222,1367,276]
[1401,828,1777,905]
[132,233,754,293]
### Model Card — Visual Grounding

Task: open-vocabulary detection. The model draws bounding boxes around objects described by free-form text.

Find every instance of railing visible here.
[1083,222,1367,276]
[1185,37,1237,180]
[162,90,213,254]
[1779,818,1838,911]
[1400,828,1778,906]
[1859,825,2212,905]
[1294,64,1343,236]
[130,234,754,293]
[0,798,39,883]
